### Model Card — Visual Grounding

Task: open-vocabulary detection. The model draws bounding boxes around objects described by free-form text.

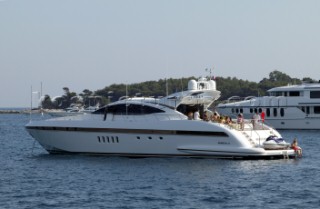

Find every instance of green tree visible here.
[41,95,55,109]
[79,89,94,107]
[60,87,77,109]
[302,77,317,83]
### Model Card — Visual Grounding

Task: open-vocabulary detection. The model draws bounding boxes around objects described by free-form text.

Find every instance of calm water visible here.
[1,114,320,209]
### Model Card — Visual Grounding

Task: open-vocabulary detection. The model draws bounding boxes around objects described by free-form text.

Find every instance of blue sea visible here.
[1,113,320,209]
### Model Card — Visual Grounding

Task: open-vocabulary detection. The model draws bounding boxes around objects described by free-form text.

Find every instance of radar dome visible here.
[188,80,197,90]
[209,80,216,90]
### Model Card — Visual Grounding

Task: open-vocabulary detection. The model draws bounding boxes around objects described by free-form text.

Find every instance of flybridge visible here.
[159,77,221,109]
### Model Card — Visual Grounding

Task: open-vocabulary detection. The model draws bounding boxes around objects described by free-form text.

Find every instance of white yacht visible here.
[26,78,298,159]
[216,82,320,129]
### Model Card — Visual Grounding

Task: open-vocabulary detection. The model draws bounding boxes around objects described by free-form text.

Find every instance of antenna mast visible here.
[166,78,168,96]
[205,66,213,80]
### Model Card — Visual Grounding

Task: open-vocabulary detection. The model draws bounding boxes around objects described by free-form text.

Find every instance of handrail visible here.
[223,119,269,131]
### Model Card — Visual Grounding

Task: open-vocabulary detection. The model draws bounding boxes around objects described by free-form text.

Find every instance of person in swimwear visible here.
[291,138,302,157]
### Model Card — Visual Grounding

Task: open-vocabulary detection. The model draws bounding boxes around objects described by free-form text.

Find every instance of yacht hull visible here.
[26,120,296,159]
[264,118,320,130]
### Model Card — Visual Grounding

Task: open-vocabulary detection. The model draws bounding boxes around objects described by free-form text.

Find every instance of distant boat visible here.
[216,82,320,129]
[26,77,298,159]
[46,105,99,117]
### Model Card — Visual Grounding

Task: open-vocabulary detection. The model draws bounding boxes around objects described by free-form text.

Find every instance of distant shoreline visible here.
[0,108,59,114]
[0,108,32,114]
[0,110,23,114]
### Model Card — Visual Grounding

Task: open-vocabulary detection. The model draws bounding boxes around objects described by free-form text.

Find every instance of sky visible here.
[1,0,320,107]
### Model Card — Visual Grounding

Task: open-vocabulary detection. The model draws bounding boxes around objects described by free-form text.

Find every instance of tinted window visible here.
[280,108,284,117]
[95,104,165,115]
[271,91,282,96]
[289,91,300,97]
[266,108,270,117]
[314,106,320,114]
[114,104,164,115]
[310,91,320,98]
[273,108,277,117]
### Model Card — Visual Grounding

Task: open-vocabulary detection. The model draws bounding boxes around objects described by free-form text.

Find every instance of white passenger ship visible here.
[26,77,298,159]
[217,82,320,129]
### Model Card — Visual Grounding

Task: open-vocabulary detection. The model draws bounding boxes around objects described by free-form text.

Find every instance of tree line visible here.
[41,70,317,109]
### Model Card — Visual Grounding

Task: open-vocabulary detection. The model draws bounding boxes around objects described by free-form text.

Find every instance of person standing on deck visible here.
[237,113,244,130]
[260,109,266,123]
[252,112,260,129]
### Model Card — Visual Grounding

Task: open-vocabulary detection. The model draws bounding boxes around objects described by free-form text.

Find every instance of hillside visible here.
[41,70,316,109]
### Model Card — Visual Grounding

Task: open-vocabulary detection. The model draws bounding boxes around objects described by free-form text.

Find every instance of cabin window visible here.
[289,91,300,97]
[272,91,282,96]
[314,106,320,114]
[250,108,253,113]
[258,108,262,113]
[306,106,310,114]
[97,104,165,115]
[280,108,284,117]
[266,108,270,117]
[300,106,305,113]
[240,108,243,113]
[231,108,234,113]
[236,108,239,113]
[310,91,320,98]
[273,108,277,117]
